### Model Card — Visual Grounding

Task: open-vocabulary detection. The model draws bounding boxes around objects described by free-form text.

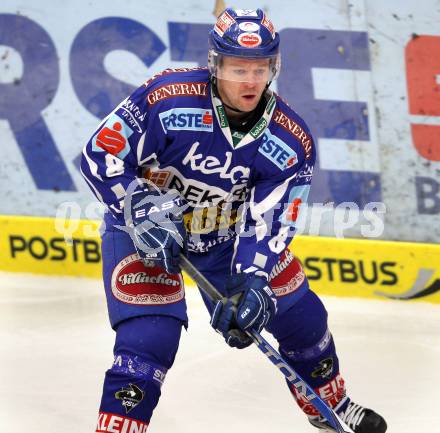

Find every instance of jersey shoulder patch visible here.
[142,68,210,106]
[270,95,314,161]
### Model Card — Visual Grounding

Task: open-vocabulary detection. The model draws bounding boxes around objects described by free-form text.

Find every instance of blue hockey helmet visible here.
[208,8,281,83]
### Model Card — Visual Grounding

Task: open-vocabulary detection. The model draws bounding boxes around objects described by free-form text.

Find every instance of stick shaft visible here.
[179,254,353,433]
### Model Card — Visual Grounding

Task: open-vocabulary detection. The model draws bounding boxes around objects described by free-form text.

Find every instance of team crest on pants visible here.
[115,383,144,413]
[111,254,184,305]
[311,357,334,379]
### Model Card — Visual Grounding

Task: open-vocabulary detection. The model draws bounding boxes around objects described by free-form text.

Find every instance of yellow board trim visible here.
[1,215,439,303]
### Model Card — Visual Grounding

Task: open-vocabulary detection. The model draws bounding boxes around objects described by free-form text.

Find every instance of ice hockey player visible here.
[81,7,387,433]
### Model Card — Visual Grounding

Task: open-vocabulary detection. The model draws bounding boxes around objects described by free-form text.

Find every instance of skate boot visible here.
[309,400,387,433]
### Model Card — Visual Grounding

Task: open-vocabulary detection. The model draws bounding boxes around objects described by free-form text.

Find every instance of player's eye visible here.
[254,69,267,76]
[233,69,247,75]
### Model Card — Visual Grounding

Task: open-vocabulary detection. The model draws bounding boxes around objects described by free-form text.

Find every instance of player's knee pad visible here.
[114,315,183,368]
[280,328,347,418]
[96,315,183,432]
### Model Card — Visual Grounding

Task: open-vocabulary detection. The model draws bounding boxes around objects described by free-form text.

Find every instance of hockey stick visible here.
[180,254,354,433]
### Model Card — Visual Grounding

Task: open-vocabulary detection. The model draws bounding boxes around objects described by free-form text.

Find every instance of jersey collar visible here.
[211,84,276,150]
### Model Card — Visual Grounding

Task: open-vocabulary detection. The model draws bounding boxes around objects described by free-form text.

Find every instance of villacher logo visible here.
[111,254,184,306]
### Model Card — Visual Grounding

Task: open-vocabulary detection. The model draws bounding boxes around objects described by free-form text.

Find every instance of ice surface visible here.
[1,272,439,433]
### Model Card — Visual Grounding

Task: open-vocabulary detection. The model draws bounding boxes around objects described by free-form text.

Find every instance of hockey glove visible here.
[128,188,187,274]
[210,298,253,349]
[210,273,277,349]
[227,273,278,333]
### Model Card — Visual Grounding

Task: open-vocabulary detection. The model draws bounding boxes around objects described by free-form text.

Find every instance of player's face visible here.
[217,57,270,112]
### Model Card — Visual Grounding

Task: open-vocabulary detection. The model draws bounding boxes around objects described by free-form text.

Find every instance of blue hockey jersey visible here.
[81,67,316,278]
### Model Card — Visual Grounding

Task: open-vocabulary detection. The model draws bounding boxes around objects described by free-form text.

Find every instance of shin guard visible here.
[96,315,182,432]
[282,330,348,418]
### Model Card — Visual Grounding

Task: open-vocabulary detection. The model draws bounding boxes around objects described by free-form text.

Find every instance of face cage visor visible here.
[208,50,281,83]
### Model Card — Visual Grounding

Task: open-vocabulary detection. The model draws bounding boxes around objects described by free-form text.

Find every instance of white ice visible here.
[0,271,439,433]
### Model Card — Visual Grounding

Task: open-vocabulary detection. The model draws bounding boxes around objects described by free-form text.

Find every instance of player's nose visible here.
[242,80,257,89]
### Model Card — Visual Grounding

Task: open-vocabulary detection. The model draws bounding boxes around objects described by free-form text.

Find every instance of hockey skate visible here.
[309,400,387,433]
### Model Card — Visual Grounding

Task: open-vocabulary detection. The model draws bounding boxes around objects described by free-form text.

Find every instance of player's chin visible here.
[239,95,258,111]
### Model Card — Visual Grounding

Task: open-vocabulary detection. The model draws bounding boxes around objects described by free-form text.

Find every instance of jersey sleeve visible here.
[232,138,316,278]
[80,84,161,221]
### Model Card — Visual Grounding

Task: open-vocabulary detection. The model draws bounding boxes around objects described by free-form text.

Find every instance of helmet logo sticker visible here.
[208,8,281,82]
[238,22,260,32]
[262,14,275,39]
[214,10,236,37]
[237,32,262,48]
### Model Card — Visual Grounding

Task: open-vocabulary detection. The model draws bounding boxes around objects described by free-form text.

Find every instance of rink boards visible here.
[0,215,439,304]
